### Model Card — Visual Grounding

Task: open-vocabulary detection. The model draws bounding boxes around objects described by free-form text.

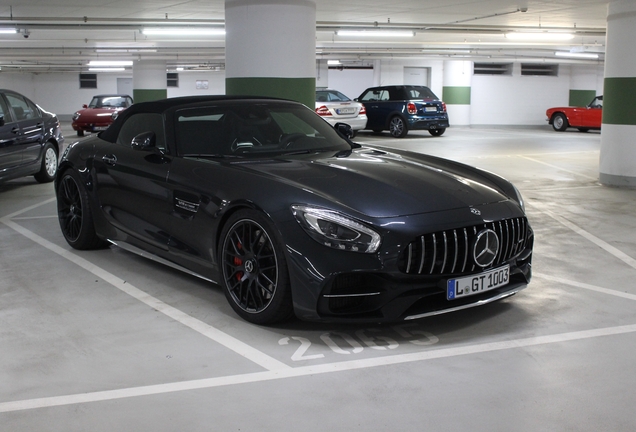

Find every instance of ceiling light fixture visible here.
[0,28,17,34]
[336,30,414,37]
[88,60,133,67]
[555,51,599,59]
[88,68,126,72]
[505,32,574,41]
[327,60,341,65]
[142,28,225,36]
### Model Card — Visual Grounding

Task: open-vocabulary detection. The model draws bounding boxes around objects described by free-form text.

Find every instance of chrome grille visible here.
[400,217,530,276]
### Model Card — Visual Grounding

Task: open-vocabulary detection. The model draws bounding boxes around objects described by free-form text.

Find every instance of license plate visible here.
[425,107,438,112]
[447,265,510,300]
[93,126,108,131]
[336,108,355,115]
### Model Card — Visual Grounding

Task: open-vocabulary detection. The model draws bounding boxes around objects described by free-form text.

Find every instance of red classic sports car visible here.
[546,95,602,132]
[71,94,133,136]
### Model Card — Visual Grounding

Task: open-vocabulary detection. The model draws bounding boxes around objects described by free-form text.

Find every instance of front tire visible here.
[219,209,293,324]
[429,128,446,137]
[77,130,84,137]
[552,113,568,131]
[34,142,58,183]
[57,170,106,250]
[389,116,408,138]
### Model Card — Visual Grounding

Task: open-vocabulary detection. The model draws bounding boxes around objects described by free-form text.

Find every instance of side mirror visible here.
[131,131,157,151]
[334,122,354,139]
[82,104,88,108]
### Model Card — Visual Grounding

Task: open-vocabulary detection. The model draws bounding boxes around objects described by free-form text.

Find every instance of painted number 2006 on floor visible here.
[447,265,510,300]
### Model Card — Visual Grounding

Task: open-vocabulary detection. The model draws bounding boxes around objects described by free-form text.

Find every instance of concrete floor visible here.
[2,124,636,431]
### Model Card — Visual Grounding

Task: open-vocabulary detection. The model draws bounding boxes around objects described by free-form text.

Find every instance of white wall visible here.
[0,61,604,126]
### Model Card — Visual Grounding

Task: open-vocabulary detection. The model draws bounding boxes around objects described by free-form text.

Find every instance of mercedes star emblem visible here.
[473,229,500,267]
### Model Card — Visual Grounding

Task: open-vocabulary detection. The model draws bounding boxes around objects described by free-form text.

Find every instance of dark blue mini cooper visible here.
[357,85,449,138]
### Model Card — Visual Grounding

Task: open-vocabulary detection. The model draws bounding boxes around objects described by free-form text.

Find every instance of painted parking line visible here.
[2,322,636,413]
[520,155,599,181]
[534,273,636,301]
[0,201,291,373]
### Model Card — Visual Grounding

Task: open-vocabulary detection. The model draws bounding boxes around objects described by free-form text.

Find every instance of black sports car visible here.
[55,96,533,324]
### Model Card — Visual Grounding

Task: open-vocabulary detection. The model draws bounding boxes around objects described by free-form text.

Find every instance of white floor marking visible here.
[1,205,291,374]
[528,201,636,271]
[520,155,599,181]
[534,272,636,301]
[2,323,636,413]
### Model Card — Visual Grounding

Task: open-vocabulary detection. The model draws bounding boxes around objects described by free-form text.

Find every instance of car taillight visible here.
[441,102,447,113]
[316,105,332,116]
[359,105,366,115]
[407,102,417,115]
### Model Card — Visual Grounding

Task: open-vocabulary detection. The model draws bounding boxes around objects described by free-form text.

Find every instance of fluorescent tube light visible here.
[88,68,126,72]
[505,32,574,41]
[327,60,341,65]
[88,60,133,67]
[142,28,225,36]
[336,30,414,37]
[555,51,599,59]
[0,28,17,34]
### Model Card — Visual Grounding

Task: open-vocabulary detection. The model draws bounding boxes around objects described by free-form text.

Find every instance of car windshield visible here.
[176,102,352,158]
[316,90,351,102]
[88,96,129,108]
[405,86,438,100]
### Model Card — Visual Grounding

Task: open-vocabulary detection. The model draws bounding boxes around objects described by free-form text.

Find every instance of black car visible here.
[357,85,449,138]
[0,89,64,183]
[55,96,532,324]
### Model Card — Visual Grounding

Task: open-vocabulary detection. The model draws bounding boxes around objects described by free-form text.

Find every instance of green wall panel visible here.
[226,77,316,109]
[569,90,596,107]
[442,86,471,105]
[603,77,636,126]
[133,89,167,103]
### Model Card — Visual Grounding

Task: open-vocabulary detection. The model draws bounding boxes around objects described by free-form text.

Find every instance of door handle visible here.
[102,154,117,166]
[11,127,20,134]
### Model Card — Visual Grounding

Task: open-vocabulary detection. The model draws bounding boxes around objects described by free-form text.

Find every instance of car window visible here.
[5,93,39,120]
[360,89,389,102]
[0,95,12,123]
[589,97,603,108]
[116,113,167,152]
[406,87,438,100]
[175,103,350,158]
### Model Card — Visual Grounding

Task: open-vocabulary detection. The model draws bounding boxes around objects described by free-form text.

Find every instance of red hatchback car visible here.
[546,95,602,132]
[72,94,133,136]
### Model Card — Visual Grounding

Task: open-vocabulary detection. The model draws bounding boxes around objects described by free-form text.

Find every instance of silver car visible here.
[315,89,367,137]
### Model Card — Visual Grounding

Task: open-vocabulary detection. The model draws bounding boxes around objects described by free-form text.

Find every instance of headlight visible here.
[72,112,80,121]
[291,205,381,253]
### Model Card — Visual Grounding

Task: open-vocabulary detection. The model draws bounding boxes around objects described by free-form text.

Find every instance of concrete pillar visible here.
[442,61,472,126]
[225,0,316,108]
[132,60,167,103]
[599,0,636,187]
[373,60,382,86]
[316,59,328,89]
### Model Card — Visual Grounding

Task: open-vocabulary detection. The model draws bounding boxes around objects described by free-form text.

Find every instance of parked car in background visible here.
[72,94,133,137]
[356,85,449,138]
[315,89,367,137]
[0,89,64,184]
[546,95,603,132]
[56,96,532,324]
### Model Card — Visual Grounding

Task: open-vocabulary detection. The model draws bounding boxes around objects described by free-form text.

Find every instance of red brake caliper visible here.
[234,241,243,281]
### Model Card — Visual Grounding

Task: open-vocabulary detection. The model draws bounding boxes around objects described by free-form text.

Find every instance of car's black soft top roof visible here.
[99,95,301,142]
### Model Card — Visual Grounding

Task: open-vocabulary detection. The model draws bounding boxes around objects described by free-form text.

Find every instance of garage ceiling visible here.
[0,0,609,73]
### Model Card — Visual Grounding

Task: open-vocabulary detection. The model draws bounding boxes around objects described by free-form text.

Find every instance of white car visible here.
[315,89,367,137]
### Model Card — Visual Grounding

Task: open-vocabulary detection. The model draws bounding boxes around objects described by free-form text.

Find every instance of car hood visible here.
[237,148,511,218]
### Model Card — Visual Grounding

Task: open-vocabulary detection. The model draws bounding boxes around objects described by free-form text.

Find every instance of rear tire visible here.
[429,128,446,137]
[57,170,106,250]
[219,209,294,324]
[34,142,58,183]
[552,113,568,131]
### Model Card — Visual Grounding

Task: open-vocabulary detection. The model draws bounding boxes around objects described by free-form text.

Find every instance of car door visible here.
[0,93,21,173]
[4,92,45,166]
[582,96,603,128]
[93,112,173,250]
[359,88,391,129]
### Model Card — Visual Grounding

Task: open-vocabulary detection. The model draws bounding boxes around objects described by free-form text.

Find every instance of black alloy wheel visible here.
[220,209,293,324]
[389,116,408,138]
[57,170,105,250]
